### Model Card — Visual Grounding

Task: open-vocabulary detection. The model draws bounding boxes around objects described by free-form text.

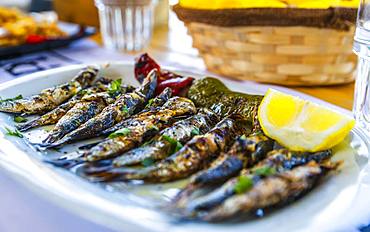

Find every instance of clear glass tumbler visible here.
[95,0,156,52]
[353,0,370,132]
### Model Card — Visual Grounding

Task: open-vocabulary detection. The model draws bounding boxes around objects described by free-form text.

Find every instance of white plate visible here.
[0,62,369,232]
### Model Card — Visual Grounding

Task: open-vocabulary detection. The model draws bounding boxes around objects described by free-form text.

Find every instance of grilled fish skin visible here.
[42,93,116,145]
[180,149,332,214]
[0,66,98,114]
[202,161,339,221]
[143,87,172,112]
[101,87,172,136]
[113,108,219,166]
[94,115,251,183]
[174,133,274,206]
[46,70,158,147]
[16,78,120,132]
[83,97,196,162]
[191,134,274,186]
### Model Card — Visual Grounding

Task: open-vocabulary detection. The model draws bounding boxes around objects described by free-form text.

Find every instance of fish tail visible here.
[16,120,39,132]
[172,183,198,207]
[42,131,64,145]
[43,153,84,169]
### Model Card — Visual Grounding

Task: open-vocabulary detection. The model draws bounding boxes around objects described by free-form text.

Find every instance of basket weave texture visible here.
[187,22,356,86]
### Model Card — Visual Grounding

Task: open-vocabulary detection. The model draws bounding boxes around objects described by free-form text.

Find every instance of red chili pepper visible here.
[135,53,195,96]
[156,76,194,96]
[25,34,47,44]
[134,53,161,83]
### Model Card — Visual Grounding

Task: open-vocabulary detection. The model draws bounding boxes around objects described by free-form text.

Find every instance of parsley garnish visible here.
[108,79,122,96]
[14,116,27,123]
[146,99,154,107]
[77,89,87,96]
[0,94,23,103]
[4,127,23,138]
[239,134,247,140]
[150,125,159,131]
[234,176,253,194]
[141,157,155,167]
[253,166,276,177]
[121,106,129,114]
[162,135,183,153]
[142,139,154,147]
[108,128,130,139]
[190,127,200,136]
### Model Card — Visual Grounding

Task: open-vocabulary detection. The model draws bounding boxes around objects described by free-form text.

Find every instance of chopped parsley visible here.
[77,89,88,96]
[234,176,253,194]
[253,166,276,177]
[141,157,155,167]
[149,125,159,131]
[142,138,154,147]
[146,99,154,107]
[4,127,23,138]
[0,94,23,103]
[108,128,130,139]
[162,135,183,153]
[13,116,27,123]
[108,79,122,96]
[190,127,200,136]
[239,134,247,140]
[121,106,129,114]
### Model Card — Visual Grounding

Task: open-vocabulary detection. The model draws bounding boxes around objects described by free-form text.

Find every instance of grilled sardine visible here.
[16,78,120,132]
[174,133,274,206]
[180,149,332,214]
[101,87,172,136]
[82,96,196,162]
[46,70,158,147]
[42,93,117,145]
[0,66,98,114]
[113,108,219,166]
[202,161,339,221]
[93,115,251,183]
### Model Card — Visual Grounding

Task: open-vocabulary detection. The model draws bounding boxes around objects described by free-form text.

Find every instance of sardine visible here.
[202,161,339,221]
[92,115,251,183]
[179,149,332,214]
[101,87,172,136]
[142,87,173,112]
[0,66,98,114]
[113,108,219,166]
[16,78,119,132]
[174,133,274,206]
[45,70,157,147]
[82,96,196,162]
[42,93,116,145]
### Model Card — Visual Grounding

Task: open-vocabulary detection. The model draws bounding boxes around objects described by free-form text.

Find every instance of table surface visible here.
[91,12,356,111]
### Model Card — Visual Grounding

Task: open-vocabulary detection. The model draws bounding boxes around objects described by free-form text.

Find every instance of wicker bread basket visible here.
[174,5,358,86]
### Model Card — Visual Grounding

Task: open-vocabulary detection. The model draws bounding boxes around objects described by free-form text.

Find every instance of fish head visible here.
[162,97,196,114]
[139,69,158,100]
[197,108,219,125]
[74,66,100,87]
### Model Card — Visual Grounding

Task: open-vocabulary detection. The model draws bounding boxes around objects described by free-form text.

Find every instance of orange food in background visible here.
[0,7,66,47]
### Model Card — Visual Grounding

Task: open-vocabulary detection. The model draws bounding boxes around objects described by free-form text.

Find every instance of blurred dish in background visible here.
[0,6,96,59]
[0,7,66,47]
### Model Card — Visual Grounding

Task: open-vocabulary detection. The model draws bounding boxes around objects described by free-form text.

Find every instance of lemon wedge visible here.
[258,89,355,152]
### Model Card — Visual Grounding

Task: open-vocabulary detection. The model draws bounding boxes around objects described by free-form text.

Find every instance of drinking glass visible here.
[353,0,370,131]
[95,0,156,52]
